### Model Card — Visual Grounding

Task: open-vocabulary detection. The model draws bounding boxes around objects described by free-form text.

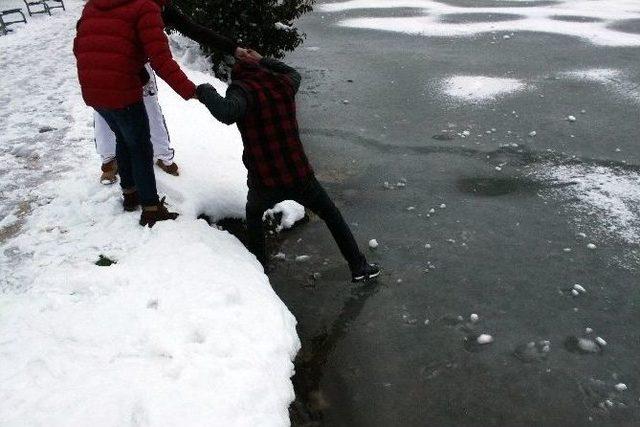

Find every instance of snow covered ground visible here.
[0,2,301,425]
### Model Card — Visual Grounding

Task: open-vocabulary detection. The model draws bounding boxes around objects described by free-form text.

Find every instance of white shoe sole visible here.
[352,269,380,282]
[100,177,117,185]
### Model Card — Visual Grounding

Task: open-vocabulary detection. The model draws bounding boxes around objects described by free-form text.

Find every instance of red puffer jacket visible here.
[74,0,196,109]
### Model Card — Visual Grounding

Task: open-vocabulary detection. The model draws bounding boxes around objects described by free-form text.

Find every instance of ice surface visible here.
[560,68,640,104]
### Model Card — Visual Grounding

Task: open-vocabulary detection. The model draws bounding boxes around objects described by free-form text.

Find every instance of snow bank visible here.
[320,0,640,47]
[441,75,528,104]
[0,2,300,425]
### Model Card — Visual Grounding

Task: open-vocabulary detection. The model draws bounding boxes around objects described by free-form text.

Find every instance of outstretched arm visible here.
[137,1,196,99]
[196,84,248,125]
[163,4,240,57]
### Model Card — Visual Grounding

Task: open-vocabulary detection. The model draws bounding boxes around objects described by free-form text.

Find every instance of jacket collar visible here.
[91,0,167,10]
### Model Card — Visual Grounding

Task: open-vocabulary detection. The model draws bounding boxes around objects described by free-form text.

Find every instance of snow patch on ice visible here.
[532,164,640,246]
[320,0,640,47]
[441,75,528,103]
[560,68,640,104]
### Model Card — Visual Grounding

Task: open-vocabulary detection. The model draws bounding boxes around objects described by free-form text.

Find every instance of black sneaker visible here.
[122,191,139,212]
[351,262,380,283]
[139,196,179,227]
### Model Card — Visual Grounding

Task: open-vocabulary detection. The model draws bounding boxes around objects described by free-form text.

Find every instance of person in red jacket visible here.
[74,0,199,226]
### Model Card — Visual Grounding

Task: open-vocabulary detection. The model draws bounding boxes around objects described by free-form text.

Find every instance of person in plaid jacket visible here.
[196,52,380,282]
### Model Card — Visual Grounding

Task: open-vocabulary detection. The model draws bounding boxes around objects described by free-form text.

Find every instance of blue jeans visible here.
[95,102,159,207]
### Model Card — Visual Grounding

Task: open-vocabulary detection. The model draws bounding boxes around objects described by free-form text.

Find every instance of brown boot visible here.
[156,160,179,176]
[122,189,139,212]
[100,160,118,185]
[139,197,179,227]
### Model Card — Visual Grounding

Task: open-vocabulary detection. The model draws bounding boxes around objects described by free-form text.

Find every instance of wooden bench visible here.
[23,0,65,17]
[0,8,27,35]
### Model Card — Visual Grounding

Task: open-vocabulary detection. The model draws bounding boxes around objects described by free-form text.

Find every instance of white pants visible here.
[94,65,175,165]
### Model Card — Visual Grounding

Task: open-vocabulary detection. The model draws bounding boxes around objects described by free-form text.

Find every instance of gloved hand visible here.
[196,83,217,104]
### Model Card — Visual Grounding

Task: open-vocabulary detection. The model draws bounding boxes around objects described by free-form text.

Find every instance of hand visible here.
[245,49,263,62]
[195,83,216,102]
[234,47,249,60]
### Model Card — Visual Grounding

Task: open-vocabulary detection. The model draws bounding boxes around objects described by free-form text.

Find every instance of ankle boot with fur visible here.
[100,160,118,185]
[139,197,179,227]
[156,160,179,176]
[122,191,139,212]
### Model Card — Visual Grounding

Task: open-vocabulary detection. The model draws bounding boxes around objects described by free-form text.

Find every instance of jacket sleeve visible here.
[136,1,196,100]
[259,58,302,94]
[196,84,247,125]
[163,4,237,56]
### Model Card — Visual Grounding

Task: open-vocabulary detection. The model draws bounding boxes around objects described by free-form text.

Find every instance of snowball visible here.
[577,338,599,353]
[295,255,310,262]
[615,383,628,391]
[440,204,446,209]
[477,334,494,345]
[587,243,597,250]
[470,314,479,323]
[585,327,593,334]
[595,336,607,346]
[273,252,286,260]
[567,115,577,122]
[368,239,379,249]
[573,284,586,293]
[528,131,537,137]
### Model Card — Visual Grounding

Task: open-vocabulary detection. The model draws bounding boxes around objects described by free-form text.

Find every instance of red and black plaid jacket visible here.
[231,62,313,188]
